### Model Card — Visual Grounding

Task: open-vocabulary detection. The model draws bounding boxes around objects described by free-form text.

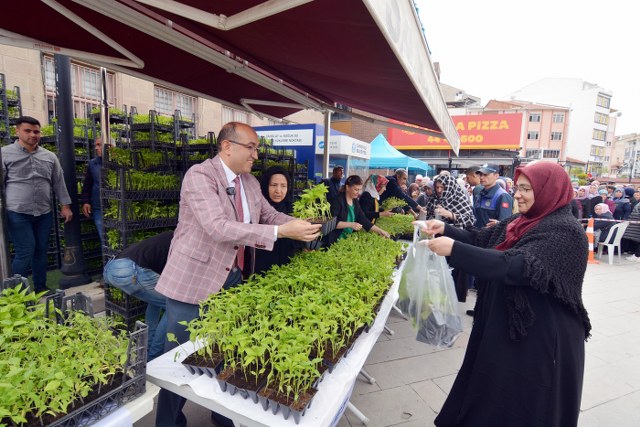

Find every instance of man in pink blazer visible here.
[156,122,320,427]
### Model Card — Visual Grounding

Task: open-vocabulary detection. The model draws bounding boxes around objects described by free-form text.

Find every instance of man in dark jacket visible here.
[321,166,344,204]
[103,230,174,360]
[379,168,424,212]
[81,137,103,244]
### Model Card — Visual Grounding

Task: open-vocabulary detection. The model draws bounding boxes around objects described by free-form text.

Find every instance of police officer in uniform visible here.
[473,164,513,228]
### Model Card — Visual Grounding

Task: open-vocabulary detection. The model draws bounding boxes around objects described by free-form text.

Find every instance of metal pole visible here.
[0,141,11,281]
[630,141,637,184]
[100,68,111,147]
[55,54,91,288]
[323,110,331,178]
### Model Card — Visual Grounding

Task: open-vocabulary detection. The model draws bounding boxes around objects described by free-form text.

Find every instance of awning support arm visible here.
[2,0,145,69]
[80,0,324,111]
[132,0,314,31]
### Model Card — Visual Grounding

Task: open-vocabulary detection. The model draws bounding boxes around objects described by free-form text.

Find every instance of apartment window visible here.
[543,149,560,159]
[596,94,611,108]
[154,86,196,119]
[604,156,610,162]
[550,132,563,141]
[525,149,541,159]
[552,113,564,123]
[529,113,541,122]
[594,112,609,125]
[590,145,604,156]
[44,56,115,120]
[222,106,249,124]
[592,129,606,141]
[527,131,539,140]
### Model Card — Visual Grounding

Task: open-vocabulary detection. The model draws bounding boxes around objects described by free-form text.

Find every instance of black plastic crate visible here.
[44,290,95,321]
[8,292,149,427]
[1,274,29,292]
[103,217,179,231]
[107,310,146,332]
[102,188,181,201]
[104,283,147,316]
[49,322,148,427]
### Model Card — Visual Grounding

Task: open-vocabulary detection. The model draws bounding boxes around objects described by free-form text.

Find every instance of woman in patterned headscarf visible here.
[359,174,394,223]
[425,174,477,303]
[425,174,475,229]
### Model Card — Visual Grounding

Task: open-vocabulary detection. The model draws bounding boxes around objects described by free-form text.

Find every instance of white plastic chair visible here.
[596,222,630,264]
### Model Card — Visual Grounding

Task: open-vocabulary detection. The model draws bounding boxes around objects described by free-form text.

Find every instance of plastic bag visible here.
[397,232,462,347]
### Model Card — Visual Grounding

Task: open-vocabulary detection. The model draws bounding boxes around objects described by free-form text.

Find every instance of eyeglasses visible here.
[515,185,533,194]
[228,139,260,153]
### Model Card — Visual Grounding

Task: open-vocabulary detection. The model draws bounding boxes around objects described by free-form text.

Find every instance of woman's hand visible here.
[351,222,363,231]
[435,205,453,220]
[422,236,454,256]
[373,226,390,239]
[413,219,445,236]
[380,210,394,218]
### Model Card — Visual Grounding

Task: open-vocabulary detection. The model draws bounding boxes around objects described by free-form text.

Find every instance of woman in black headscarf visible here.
[422,162,591,427]
[254,166,298,274]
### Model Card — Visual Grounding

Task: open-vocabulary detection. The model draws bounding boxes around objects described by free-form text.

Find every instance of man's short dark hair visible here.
[465,166,480,175]
[15,116,41,127]
[333,166,344,173]
[394,168,407,177]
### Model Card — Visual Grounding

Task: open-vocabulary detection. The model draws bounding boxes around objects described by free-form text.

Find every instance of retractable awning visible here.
[0,0,459,152]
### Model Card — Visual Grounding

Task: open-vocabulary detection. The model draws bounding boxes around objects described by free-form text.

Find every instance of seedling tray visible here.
[104,283,147,316]
[49,322,148,427]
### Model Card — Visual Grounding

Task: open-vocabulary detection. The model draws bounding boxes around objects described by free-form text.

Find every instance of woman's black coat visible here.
[324,192,373,246]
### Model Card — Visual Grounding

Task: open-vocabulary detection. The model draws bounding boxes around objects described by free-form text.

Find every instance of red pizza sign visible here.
[388,113,523,150]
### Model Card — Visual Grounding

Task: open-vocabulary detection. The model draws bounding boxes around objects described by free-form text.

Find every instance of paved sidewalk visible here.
[134,257,640,427]
[339,258,640,427]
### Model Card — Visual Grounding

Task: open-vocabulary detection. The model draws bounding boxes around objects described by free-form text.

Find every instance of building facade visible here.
[508,78,617,176]
[0,45,322,137]
[483,99,570,165]
[615,133,639,180]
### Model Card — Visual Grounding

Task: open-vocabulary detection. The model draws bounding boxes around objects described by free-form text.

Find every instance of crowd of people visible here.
[4,116,639,427]
[575,180,640,261]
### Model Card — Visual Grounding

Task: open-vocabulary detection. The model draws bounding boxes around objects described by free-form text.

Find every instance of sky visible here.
[414,0,638,135]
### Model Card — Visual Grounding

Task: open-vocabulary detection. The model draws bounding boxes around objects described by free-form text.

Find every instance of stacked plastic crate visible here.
[251,137,309,197]
[101,108,183,330]
[0,73,21,145]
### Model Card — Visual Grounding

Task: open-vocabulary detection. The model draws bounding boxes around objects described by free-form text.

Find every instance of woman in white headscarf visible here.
[593,202,615,245]
[359,174,394,223]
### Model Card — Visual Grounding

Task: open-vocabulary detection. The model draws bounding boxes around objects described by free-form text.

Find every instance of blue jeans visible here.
[103,258,167,360]
[6,211,53,293]
[92,208,104,247]
[156,267,242,427]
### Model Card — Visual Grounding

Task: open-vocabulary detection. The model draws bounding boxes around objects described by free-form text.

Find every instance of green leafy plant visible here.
[90,106,126,116]
[374,214,415,237]
[292,184,331,221]
[183,232,404,406]
[0,286,130,425]
[380,197,407,211]
[105,170,180,191]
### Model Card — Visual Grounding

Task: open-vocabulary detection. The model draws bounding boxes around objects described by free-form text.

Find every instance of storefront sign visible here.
[388,113,523,150]
[315,135,370,159]
[256,128,314,146]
